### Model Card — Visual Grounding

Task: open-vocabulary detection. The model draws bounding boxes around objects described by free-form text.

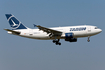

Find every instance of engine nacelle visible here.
[65,33,77,42]
[69,38,77,42]
[65,33,74,38]
[65,38,77,42]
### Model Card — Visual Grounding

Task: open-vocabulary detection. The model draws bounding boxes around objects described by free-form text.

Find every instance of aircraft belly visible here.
[20,35,50,40]
[73,31,87,38]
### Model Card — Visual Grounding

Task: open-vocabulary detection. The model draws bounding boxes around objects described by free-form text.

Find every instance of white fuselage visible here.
[9,25,102,40]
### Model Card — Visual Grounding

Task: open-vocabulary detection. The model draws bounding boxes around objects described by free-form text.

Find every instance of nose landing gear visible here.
[87,36,90,42]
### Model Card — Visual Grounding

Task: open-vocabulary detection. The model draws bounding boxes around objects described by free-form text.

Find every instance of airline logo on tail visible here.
[11,19,18,26]
[9,16,20,29]
[5,14,27,30]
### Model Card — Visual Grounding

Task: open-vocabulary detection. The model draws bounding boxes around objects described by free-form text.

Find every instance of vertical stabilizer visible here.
[5,14,28,30]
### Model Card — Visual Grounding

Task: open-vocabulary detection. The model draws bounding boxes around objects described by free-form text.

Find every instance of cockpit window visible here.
[95,27,98,29]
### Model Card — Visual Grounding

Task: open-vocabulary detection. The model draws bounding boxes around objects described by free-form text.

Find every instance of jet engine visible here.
[65,33,77,42]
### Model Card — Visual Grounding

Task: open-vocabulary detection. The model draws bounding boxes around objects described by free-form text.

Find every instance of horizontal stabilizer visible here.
[4,29,20,35]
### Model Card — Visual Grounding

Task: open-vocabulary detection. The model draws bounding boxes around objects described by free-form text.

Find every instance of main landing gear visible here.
[87,36,90,42]
[53,39,61,45]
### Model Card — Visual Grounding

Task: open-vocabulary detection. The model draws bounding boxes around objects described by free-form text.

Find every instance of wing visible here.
[35,25,62,36]
[4,29,20,35]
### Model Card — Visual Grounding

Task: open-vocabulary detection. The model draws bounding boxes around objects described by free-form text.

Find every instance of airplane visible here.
[4,14,102,45]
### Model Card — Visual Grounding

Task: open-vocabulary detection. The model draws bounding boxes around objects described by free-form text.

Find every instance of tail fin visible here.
[5,14,28,30]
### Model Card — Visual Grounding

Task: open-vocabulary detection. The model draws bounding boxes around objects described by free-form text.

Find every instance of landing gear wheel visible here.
[56,42,58,45]
[58,43,61,45]
[53,40,56,43]
[87,40,90,42]
[55,42,61,45]
[53,39,61,45]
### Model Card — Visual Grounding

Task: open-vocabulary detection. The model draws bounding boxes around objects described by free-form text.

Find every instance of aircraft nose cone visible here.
[98,29,102,33]
[100,29,102,32]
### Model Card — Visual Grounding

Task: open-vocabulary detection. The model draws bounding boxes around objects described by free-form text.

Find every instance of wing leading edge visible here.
[35,25,62,36]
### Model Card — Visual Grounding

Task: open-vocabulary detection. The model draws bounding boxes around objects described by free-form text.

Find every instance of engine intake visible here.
[65,33,73,38]
[65,33,77,42]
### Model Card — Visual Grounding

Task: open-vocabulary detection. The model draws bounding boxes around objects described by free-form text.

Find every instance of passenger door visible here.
[87,27,91,33]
